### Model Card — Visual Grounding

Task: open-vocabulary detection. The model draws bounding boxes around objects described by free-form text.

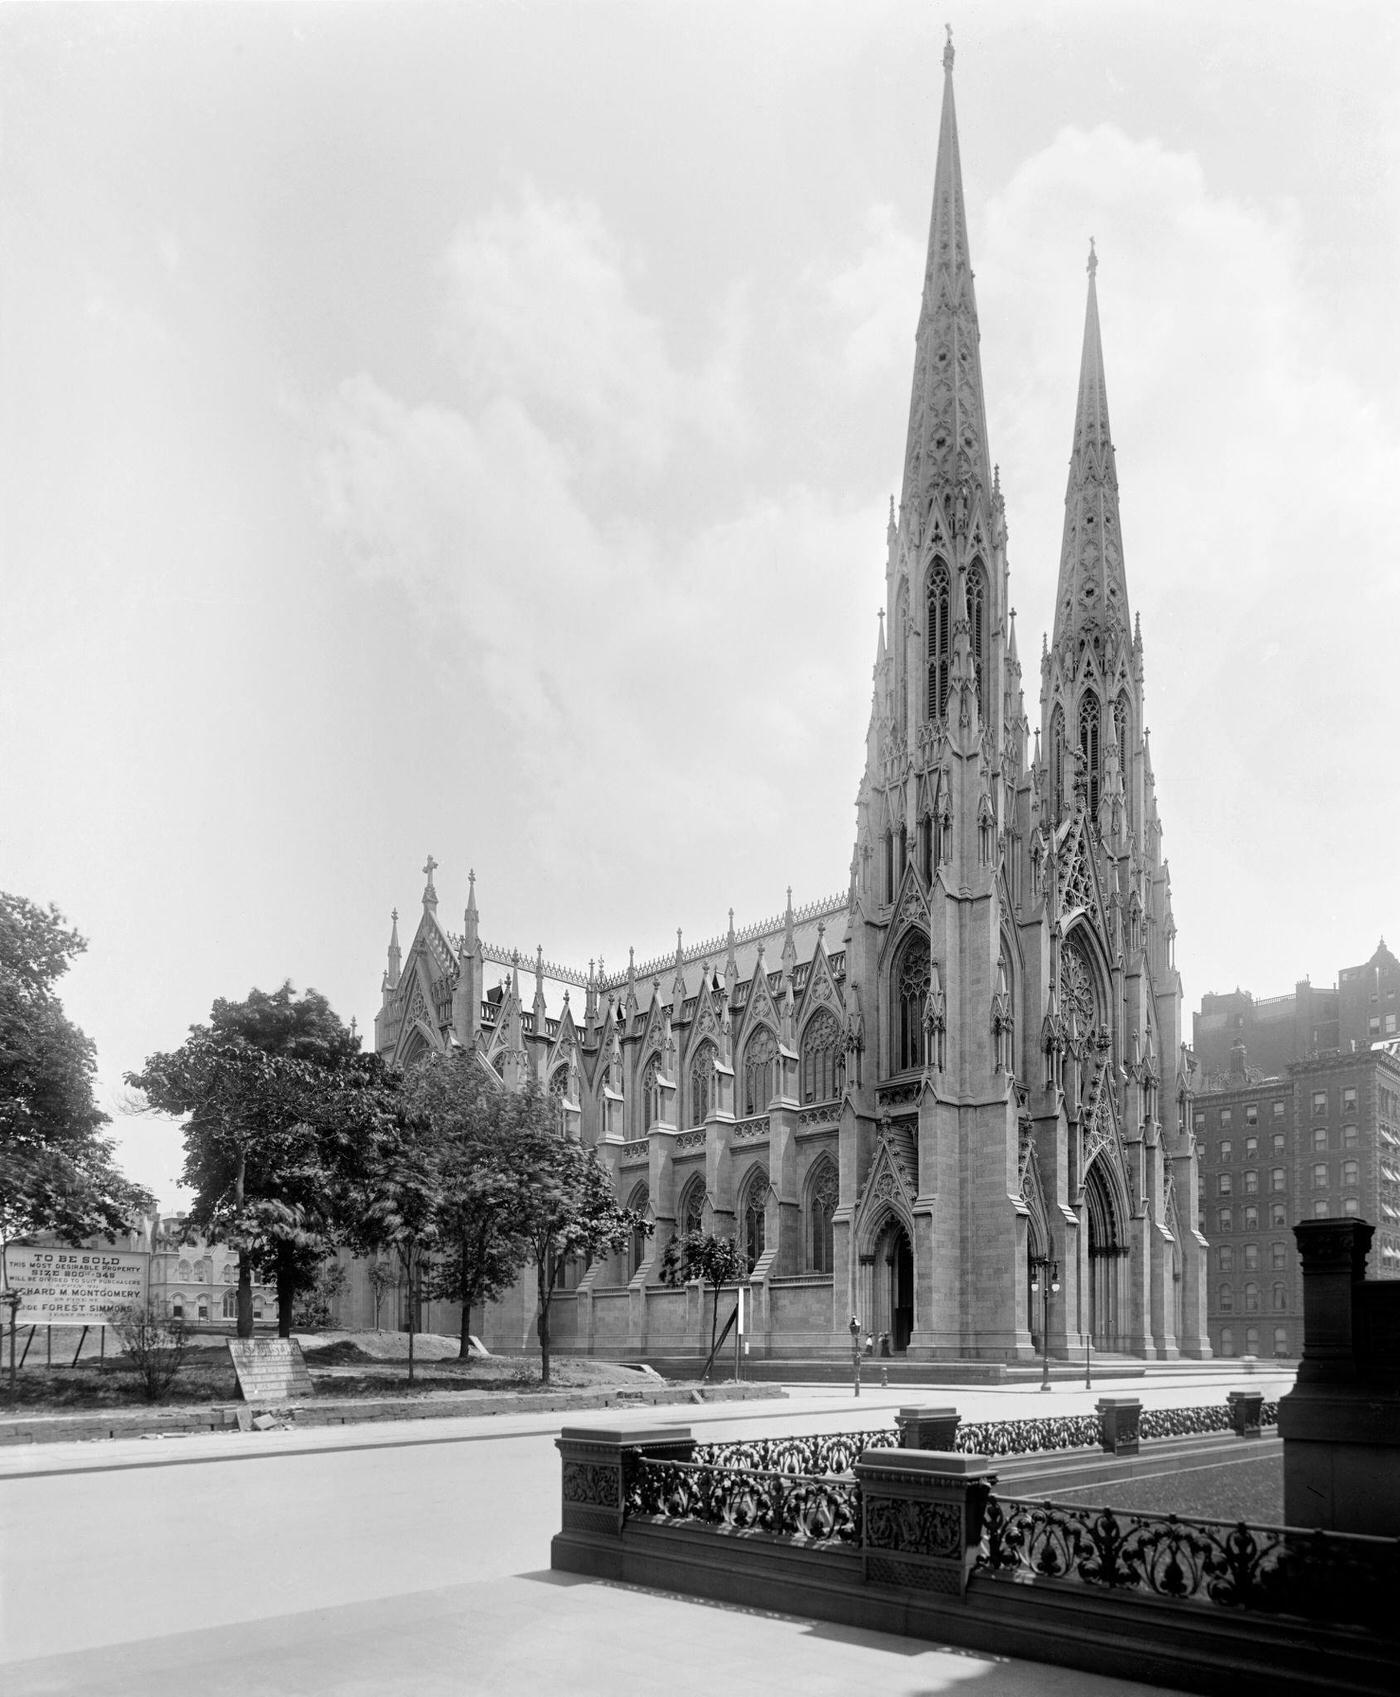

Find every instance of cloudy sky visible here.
[2,1,1397,1210]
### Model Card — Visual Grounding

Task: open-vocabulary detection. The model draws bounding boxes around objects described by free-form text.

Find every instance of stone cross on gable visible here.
[422,855,438,883]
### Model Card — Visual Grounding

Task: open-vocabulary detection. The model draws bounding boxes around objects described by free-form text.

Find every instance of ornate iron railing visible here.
[694,1429,897,1474]
[955,1415,1101,1456]
[978,1495,1400,1629]
[629,1457,861,1545]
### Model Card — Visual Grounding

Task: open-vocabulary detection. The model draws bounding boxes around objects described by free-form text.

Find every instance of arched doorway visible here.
[1085,1160,1123,1350]
[871,1216,914,1353]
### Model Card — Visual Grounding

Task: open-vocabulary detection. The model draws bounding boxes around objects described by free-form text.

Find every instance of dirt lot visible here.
[0,1326,658,1412]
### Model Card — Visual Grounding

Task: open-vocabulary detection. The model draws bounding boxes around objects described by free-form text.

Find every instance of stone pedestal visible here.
[1279,1219,1400,1535]
[555,1425,694,1537]
[855,1449,991,1597]
[1095,1394,1141,1456]
[1227,1389,1263,1439]
[896,1406,961,1451]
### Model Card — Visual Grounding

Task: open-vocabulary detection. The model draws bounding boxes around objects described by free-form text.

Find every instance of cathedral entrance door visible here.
[1085,1162,1122,1351]
[876,1220,914,1354]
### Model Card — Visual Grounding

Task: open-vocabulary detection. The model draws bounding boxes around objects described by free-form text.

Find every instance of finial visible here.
[943,23,954,73]
[993,463,1001,494]
[1087,237,1097,278]
[423,854,438,883]
[391,907,398,925]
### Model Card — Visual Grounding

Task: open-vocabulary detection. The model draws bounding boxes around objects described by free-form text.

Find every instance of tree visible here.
[508,1092,648,1385]
[367,1257,398,1330]
[127,984,361,1339]
[107,1302,188,1401]
[399,1050,532,1359]
[663,1231,748,1376]
[0,892,153,1246]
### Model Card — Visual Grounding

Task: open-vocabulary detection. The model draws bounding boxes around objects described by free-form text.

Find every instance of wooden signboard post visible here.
[227,1338,314,1402]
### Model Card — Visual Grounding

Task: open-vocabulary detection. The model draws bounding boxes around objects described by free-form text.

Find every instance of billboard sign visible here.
[3,1246,148,1326]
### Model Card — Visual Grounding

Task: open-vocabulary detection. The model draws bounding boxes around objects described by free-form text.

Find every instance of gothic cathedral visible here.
[373,42,1209,1364]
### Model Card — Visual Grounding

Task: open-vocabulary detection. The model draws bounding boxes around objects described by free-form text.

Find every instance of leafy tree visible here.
[508,1094,648,1385]
[127,984,361,1339]
[367,1256,398,1330]
[292,1260,347,1329]
[399,1050,532,1359]
[0,892,153,1246]
[662,1231,748,1375]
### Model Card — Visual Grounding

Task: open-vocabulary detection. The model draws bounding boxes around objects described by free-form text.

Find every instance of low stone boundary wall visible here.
[552,1425,1397,1697]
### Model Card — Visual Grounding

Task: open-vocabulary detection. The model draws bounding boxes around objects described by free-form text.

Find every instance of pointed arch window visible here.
[641,1054,661,1131]
[894,583,909,741]
[679,1175,705,1239]
[806,1158,839,1274]
[627,1183,650,1277]
[742,1026,777,1116]
[927,558,951,720]
[895,932,931,1072]
[1116,690,1131,787]
[741,1168,769,1271]
[689,1041,716,1126]
[800,1007,842,1105]
[1079,691,1101,815]
[967,561,986,715]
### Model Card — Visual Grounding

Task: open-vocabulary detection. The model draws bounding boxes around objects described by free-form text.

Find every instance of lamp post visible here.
[1030,1257,1060,1392]
[849,1314,861,1398]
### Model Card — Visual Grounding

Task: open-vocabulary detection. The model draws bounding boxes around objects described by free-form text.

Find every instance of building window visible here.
[1273,1326,1288,1355]
[741,1169,769,1271]
[1219,1284,1234,1312]
[1218,1173,1232,1196]
[1272,1133,1286,1154]
[927,558,951,719]
[1313,1200,1330,1219]
[1343,1197,1360,1216]
[1343,1124,1358,1149]
[1313,1162,1329,1189]
[1194,1112,1205,1132]
[1343,1087,1357,1113]
[1244,1170,1258,1194]
[1244,1283,1260,1313]
[1312,1092,1327,1117]
[1272,1284,1287,1312]
[1342,1159,1359,1188]
[967,563,986,715]
[1220,1140,1233,1162]
[1245,1104,1258,1126]
[628,1184,650,1276]
[1243,1206,1258,1230]
[1218,1208,1233,1232]
[1220,1109,1233,1130]
[1079,690,1102,815]
[806,1159,838,1274]
[800,1008,842,1105]
[221,1290,237,1319]
[1313,1127,1328,1152]
[1271,1242,1287,1270]
[1272,1100,1285,1120]
[1243,1244,1260,1272]
[197,1299,209,1322]
[1270,1168,1286,1192]
[690,1042,716,1125]
[1220,1326,1235,1357]
[895,933,931,1072]
[1244,1137,1258,1160]
[1245,1326,1260,1354]
[1270,1202,1286,1227]
[742,1026,778,1117]
[1218,1246,1234,1273]
[679,1177,705,1239]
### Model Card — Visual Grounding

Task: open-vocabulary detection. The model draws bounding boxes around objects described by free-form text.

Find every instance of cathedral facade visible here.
[372,43,1209,1364]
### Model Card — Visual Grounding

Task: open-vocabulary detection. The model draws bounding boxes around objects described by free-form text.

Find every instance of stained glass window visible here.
[800,1008,842,1105]
[896,934,930,1072]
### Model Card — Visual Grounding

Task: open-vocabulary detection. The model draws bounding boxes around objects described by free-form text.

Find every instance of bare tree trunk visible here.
[458,1242,473,1360]
[536,1254,551,1385]
[276,1247,294,1339]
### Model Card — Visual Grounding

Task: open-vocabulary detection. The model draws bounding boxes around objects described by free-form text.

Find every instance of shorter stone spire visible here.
[386,909,402,989]
[462,870,479,953]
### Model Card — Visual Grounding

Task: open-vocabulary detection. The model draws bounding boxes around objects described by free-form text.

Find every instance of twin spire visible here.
[1052,236,1132,650]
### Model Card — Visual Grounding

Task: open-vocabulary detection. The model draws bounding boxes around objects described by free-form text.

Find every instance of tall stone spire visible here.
[899,26,993,535]
[385,909,401,990]
[1052,241,1131,650]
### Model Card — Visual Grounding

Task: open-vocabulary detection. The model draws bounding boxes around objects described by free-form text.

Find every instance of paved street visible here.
[0,1367,1290,1695]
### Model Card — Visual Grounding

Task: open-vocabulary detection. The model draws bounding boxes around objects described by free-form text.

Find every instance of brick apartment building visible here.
[1192,940,1400,1356]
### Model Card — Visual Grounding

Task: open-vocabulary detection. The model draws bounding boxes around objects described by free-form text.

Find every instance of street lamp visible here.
[849,1314,861,1399]
[1030,1257,1060,1392]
